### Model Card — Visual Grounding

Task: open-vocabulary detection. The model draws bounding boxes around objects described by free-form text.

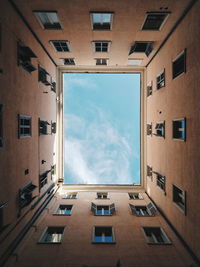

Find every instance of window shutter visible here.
[110,203,116,214]
[146,202,157,215]
[129,204,137,215]
[91,202,96,214]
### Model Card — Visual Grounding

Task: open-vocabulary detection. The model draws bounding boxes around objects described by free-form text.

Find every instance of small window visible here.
[147,81,153,97]
[172,50,186,79]
[51,164,56,179]
[93,41,111,52]
[172,118,186,140]
[91,12,113,30]
[51,80,56,93]
[97,192,108,199]
[128,193,143,200]
[147,165,152,179]
[51,121,56,134]
[96,58,108,65]
[63,58,75,65]
[39,119,50,135]
[38,66,51,86]
[173,185,186,213]
[142,12,169,31]
[18,115,31,138]
[39,170,51,189]
[156,70,165,89]
[38,226,65,243]
[92,226,115,243]
[54,205,73,215]
[129,42,153,56]
[19,182,37,208]
[154,122,165,137]
[17,43,37,73]
[142,227,171,244]
[91,203,115,216]
[34,11,62,30]
[0,104,3,148]
[50,40,70,52]
[147,123,152,136]
[156,173,166,192]
[130,202,157,216]
[64,193,77,199]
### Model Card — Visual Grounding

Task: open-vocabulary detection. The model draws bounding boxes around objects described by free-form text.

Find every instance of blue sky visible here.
[63,73,140,184]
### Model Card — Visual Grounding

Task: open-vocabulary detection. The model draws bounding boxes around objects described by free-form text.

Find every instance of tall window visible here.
[172,50,186,79]
[34,11,62,30]
[92,226,115,243]
[156,173,166,192]
[18,115,31,138]
[0,104,3,148]
[142,227,171,244]
[172,118,186,140]
[38,226,65,243]
[173,185,186,213]
[91,12,113,30]
[156,70,165,89]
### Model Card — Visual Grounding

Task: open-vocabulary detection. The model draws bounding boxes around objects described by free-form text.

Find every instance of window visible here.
[34,11,62,30]
[147,81,153,97]
[142,227,171,244]
[0,104,3,148]
[51,164,56,179]
[17,43,37,73]
[38,66,51,86]
[51,81,56,93]
[62,58,75,65]
[39,119,50,135]
[156,70,165,89]
[19,182,37,208]
[172,50,186,79]
[93,41,110,52]
[18,115,31,137]
[64,193,77,199]
[97,192,108,199]
[142,12,169,30]
[147,123,152,136]
[173,185,186,213]
[91,203,115,216]
[147,165,152,179]
[50,40,70,52]
[51,121,56,134]
[91,12,113,30]
[0,201,8,232]
[172,118,186,140]
[154,122,165,137]
[92,226,115,243]
[38,226,65,243]
[96,58,108,65]
[130,202,157,216]
[54,205,73,215]
[129,42,153,56]
[128,193,143,200]
[39,170,51,189]
[156,173,166,192]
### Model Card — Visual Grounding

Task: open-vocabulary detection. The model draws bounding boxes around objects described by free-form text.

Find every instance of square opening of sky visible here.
[64,73,140,185]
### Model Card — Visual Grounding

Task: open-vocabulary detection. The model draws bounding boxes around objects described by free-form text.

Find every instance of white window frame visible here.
[50,40,70,52]
[90,12,113,30]
[34,11,63,30]
[92,41,111,53]
[141,12,170,31]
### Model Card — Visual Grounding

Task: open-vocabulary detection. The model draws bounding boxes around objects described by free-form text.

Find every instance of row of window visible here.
[147,118,186,140]
[63,192,143,200]
[147,50,186,96]
[147,166,186,214]
[38,225,171,245]
[18,115,56,137]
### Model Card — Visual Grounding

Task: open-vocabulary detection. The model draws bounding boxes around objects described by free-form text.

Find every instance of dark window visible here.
[39,170,51,189]
[38,66,51,86]
[173,50,186,79]
[34,11,62,30]
[39,119,49,135]
[143,227,171,244]
[94,41,110,52]
[93,226,115,243]
[147,165,152,179]
[18,115,31,137]
[96,58,107,65]
[97,192,108,199]
[0,104,3,148]
[155,122,165,137]
[63,58,75,65]
[51,164,56,178]
[130,202,157,216]
[147,123,152,135]
[51,81,56,93]
[55,205,73,215]
[156,173,166,192]
[39,226,65,243]
[91,12,113,30]
[142,12,169,30]
[128,193,143,199]
[173,185,186,213]
[129,42,153,56]
[19,182,37,208]
[17,43,37,73]
[156,70,165,89]
[91,203,115,216]
[51,121,56,134]
[50,40,70,52]
[173,118,186,140]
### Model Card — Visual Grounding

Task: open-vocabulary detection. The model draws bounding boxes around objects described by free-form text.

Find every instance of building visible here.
[0,0,200,266]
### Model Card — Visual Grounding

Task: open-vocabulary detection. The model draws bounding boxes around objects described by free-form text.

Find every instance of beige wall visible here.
[146,0,200,260]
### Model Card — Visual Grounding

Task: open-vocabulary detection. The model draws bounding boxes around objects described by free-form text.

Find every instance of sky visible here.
[63,73,140,184]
